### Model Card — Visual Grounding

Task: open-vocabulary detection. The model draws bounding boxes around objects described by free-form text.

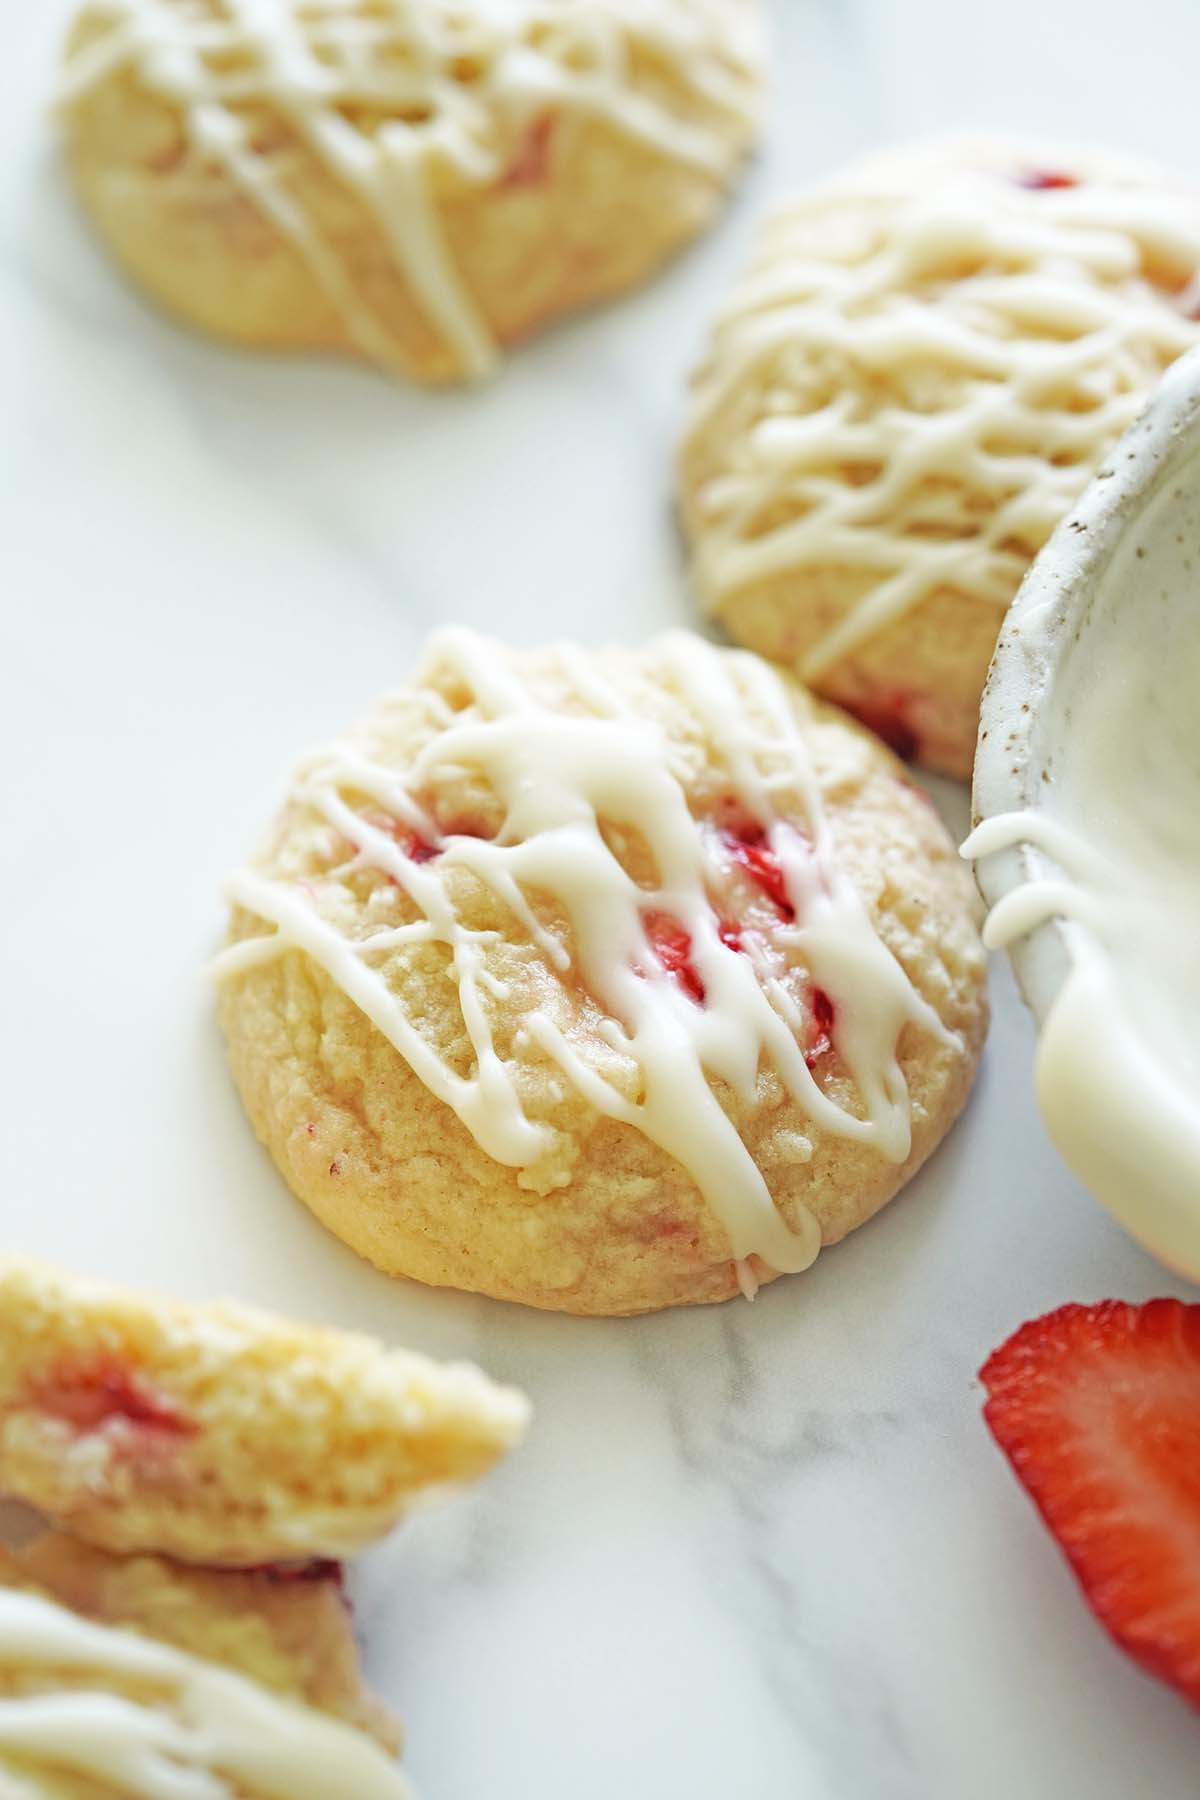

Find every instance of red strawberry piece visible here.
[368,813,496,863]
[499,111,557,189]
[641,912,705,1004]
[360,813,437,859]
[980,1299,1200,1709]
[371,831,434,884]
[806,986,835,1066]
[393,826,439,864]
[359,813,440,870]
[35,1357,192,1439]
[721,822,796,919]
[842,693,920,763]
[246,1559,345,1587]
[712,909,833,1062]
[1014,168,1080,190]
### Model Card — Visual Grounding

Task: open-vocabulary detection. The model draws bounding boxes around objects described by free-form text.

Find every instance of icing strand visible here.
[216,630,952,1275]
[681,148,1200,671]
[0,1586,411,1800]
[58,0,764,376]
[960,811,1119,946]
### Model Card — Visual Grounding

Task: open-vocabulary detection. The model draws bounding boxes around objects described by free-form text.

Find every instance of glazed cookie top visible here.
[217,630,960,1285]
[58,0,765,378]
[680,137,1200,678]
[0,1582,412,1799]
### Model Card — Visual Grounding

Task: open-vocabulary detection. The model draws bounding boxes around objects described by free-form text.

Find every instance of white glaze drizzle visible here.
[215,629,953,1276]
[681,142,1200,673]
[0,1586,412,1800]
[961,811,1114,949]
[58,0,764,377]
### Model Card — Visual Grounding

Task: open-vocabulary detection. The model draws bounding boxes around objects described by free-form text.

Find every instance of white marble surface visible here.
[1,2,1198,1794]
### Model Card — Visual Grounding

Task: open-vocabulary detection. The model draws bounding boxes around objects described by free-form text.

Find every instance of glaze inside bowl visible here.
[967,346,1200,1281]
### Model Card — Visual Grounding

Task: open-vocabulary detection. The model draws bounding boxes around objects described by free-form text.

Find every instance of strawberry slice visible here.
[980,1300,1200,1709]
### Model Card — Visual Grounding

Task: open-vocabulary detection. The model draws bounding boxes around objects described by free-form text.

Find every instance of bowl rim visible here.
[970,342,1200,1022]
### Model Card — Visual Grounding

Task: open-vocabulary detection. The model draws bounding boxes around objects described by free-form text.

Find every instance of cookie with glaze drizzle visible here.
[216,629,988,1314]
[57,0,766,382]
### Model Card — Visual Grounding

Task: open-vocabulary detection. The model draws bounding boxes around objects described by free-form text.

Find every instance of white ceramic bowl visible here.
[969,344,1200,1277]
